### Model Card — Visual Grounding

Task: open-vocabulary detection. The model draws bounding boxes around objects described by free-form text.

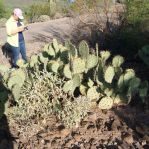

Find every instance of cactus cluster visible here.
[0,38,148,113]
[2,69,26,102]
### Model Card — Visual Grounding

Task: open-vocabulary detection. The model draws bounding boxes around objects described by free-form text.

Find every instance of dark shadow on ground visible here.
[1,43,12,66]
[0,78,14,149]
[112,104,149,148]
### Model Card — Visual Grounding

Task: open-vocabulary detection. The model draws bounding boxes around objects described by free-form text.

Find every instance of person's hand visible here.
[18,26,25,32]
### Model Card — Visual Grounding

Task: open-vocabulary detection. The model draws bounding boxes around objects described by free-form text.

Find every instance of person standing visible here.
[6,8,27,68]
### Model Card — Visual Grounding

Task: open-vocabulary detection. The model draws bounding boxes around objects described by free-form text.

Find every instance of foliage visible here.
[138,45,149,68]
[0,0,5,18]
[0,39,148,128]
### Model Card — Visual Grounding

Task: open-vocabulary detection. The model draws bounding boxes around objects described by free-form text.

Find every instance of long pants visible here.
[8,41,27,67]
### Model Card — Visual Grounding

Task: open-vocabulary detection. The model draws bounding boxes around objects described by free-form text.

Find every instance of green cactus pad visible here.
[86,54,98,70]
[124,69,135,85]
[79,40,89,59]
[12,84,21,101]
[104,66,115,83]
[79,85,87,96]
[43,44,49,51]
[59,44,67,52]
[39,53,48,64]
[104,88,114,97]
[100,51,111,64]
[87,78,94,88]
[8,75,24,89]
[49,61,60,73]
[46,44,55,57]
[17,59,28,68]
[72,58,86,74]
[63,80,73,93]
[98,97,113,110]
[128,77,141,92]
[10,69,26,82]
[72,74,81,92]
[30,55,38,67]
[117,74,125,89]
[52,38,59,53]
[112,55,124,67]
[87,87,100,101]
[63,64,72,79]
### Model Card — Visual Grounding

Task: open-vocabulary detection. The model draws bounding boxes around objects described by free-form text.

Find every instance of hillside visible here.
[3,0,46,8]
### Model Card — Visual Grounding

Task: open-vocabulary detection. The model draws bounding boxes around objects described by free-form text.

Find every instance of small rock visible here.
[123,134,134,144]
[54,13,64,19]
[36,15,50,22]
[41,139,45,145]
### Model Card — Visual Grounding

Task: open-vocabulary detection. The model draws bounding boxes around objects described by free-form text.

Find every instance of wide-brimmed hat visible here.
[13,8,24,20]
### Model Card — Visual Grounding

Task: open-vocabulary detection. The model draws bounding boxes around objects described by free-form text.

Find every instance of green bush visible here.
[0,0,5,18]
[25,1,56,22]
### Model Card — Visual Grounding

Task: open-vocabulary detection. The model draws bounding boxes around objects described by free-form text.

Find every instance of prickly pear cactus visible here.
[128,77,141,93]
[60,50,69,64]
[79,40,89,59]
[87,87,100,101]
[100,51,111,64]
[86,54,98,70]
[63,64,72,79]
[104,66,115,83]
[112,55,124,67]
[98,97,113,110]
[17,59,28,68]
[0,65,9,74]
[79,85,87,96]
[44,44,55,57]
[39,53,48,64]
[48,61,60,73]
[63,74,81,93]
[124,69,135,85]
[30,55,38,67]
[63,80,73,93]
[52,38,59,54]
[72,58,86,74]
[12,85,21,102]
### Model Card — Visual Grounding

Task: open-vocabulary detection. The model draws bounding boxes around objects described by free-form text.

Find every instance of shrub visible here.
[0,0,5,18]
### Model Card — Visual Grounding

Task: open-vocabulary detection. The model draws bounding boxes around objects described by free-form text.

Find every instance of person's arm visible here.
[6,22,25,36]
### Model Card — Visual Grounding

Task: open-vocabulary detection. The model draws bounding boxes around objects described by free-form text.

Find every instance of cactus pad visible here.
[52,38,59,53]
[87,87,100,101]
[30,55,38,67]
[104,66,115,83]
[86,54,98,70]
[79,40,89,59]
[63,64,72,79]
[100,51,111,64]
[98,97,113,110]
[112,55,124,67]
[72,58,86,74]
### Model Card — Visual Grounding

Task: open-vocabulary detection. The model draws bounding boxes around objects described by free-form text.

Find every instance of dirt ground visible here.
[0,105,149,149]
